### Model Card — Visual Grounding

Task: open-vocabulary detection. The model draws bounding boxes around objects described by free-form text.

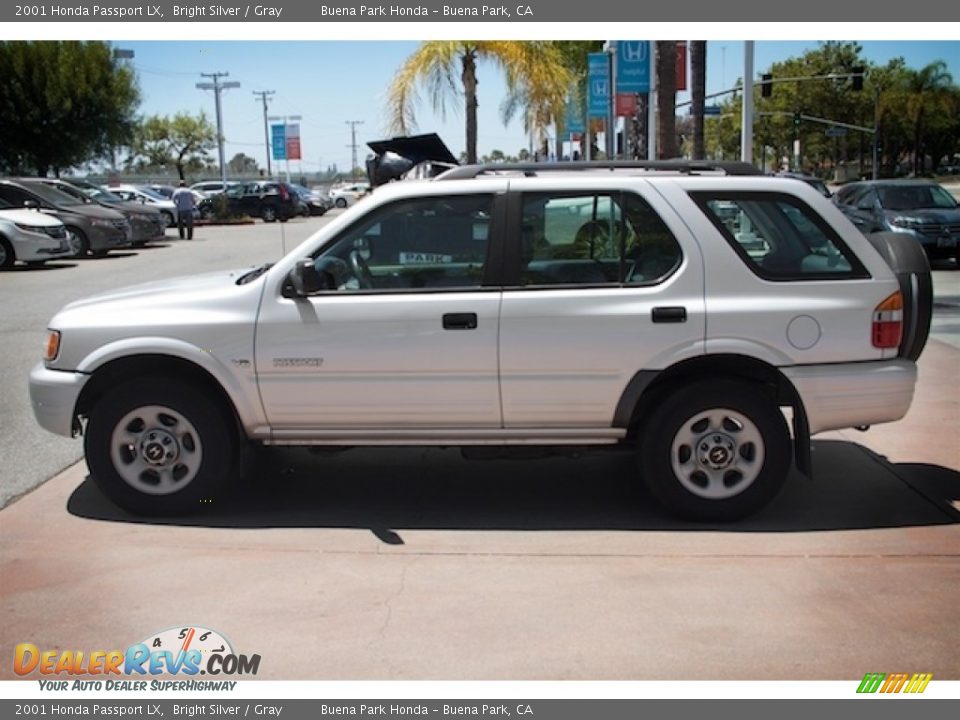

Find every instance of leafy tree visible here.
[130,112,216,180]
[387,41,573,164]
[0,41,140,176]
[228,152,259,175]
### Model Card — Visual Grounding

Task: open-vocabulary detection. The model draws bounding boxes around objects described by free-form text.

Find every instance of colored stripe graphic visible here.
[857,672,932,694]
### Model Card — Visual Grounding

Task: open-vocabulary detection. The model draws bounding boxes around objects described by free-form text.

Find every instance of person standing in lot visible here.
[171,181,196,240]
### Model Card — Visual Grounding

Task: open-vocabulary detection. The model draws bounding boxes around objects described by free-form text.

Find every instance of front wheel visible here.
[66,227,90,257]
[261,206,277,223]
[639,381,791,521]
[85,379,238,515]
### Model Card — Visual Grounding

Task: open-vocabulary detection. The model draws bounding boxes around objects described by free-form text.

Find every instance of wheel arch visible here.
[616,354,812,477]
[75,354,250,443]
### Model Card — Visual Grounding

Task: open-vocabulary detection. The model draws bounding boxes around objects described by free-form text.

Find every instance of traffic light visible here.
[761,74,773,98]
[793,112,802,129]
[852,67,865,91]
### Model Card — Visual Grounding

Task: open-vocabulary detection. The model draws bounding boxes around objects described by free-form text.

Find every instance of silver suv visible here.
[28,162,932,520]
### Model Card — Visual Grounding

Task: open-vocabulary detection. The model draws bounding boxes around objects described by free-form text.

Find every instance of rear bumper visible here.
[783,360,917,435]
[29,363,88,438]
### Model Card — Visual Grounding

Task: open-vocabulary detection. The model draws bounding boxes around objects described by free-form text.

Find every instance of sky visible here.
[108,38,959,179]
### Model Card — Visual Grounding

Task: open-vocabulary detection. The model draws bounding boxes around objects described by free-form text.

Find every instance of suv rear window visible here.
[692,192,868,280]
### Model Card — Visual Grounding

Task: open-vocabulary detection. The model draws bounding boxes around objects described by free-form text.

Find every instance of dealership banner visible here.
[1,0,953,22]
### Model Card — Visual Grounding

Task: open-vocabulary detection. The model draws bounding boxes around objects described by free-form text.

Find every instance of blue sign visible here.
[616,40,651,94]
[587,53,610,118]
[565,95,585,134]
[271,123,287,161]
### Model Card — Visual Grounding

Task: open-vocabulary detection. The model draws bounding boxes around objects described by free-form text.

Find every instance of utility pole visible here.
[741,41,754,165]
[196,72,240,188]
[345,120,364,179]
[253,90,275,178]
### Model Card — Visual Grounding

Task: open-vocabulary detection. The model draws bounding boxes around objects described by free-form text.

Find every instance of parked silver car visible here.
[0,198,73,268]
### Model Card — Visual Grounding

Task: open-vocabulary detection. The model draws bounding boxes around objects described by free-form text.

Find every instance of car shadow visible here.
[0,262,78,272]
[66,440,960,537]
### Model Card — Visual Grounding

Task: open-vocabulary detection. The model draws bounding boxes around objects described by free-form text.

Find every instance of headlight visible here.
[889,216,920,228]
[90,218,114,228]
[14,223,46,234]
[44,330,61,362]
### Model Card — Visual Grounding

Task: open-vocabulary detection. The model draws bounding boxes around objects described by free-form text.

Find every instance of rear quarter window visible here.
[691,191,870,281]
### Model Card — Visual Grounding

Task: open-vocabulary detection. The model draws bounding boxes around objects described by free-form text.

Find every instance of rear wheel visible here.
[639,381,791,521]
[85,378,238,515]
[335,197,347,208]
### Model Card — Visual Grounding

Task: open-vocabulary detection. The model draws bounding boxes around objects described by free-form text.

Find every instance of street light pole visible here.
[741,41,754,164]
[197,72,241,188]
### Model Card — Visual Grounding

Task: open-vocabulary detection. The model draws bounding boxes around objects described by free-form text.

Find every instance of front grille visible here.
[112,219,130,232]
[916,222,960,238]
[42,226,66,239]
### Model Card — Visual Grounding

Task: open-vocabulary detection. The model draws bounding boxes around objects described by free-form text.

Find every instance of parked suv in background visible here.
[0,197,73,268]
[29,161,931,521]
[0,179,130,257]
[197,181,298,222]
[834,179,959,261]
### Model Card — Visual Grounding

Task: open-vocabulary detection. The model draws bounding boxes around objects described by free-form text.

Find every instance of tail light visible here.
[872,291,903,349]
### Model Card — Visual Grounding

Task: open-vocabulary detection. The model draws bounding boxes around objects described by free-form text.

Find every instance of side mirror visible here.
[23,200,40,210]
[287,257,340,296]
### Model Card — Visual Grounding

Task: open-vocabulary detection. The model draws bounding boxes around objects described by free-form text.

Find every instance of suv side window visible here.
[311,194,493,292]
[693,192,869,280]
[519,191,681,286]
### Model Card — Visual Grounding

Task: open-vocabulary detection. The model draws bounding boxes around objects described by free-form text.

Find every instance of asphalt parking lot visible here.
[0,213,958,681]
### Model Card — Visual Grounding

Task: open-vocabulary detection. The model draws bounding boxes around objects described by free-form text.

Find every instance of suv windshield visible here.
[21,181,82,207]
[878,184,958,211]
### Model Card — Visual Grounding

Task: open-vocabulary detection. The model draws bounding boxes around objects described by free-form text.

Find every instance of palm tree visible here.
[387,41,572,164]
[690,41,707,160]
[655,41,678,159]
[904,60,953,174]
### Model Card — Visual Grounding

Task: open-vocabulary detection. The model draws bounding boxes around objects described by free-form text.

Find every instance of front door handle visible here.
[652,306,687,323]
[443,313,478,330]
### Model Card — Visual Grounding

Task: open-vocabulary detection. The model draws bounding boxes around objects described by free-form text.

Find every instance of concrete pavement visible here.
[1,342,957,681]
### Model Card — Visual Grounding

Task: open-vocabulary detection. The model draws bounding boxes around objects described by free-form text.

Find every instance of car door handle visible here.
[442,313,478,330]
[651,306,687,323]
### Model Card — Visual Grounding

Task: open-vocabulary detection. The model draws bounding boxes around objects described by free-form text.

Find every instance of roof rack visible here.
[437,160,762,180]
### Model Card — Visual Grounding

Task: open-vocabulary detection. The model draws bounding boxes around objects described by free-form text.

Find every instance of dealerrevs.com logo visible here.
[857,672,933,694]
[14,626,260,687]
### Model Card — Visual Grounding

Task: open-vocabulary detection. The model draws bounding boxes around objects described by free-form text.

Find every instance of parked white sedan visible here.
[103,184,179,228]
[328,182,370,208]
[0,198,74,268]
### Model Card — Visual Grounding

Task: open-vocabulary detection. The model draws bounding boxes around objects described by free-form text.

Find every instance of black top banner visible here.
[2,0,958,22]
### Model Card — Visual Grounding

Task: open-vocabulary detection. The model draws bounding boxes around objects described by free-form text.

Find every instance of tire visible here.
[161,211,174,229]
[66,227,90,257]
[335,197,347,209]
[261,206,277,223]
[639,380,791,521]
[84,378,238,515]
[0,237,14,268]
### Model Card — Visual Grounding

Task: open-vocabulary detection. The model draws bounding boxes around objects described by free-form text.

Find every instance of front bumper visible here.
[29,363,89,438]
[783,360,917,435]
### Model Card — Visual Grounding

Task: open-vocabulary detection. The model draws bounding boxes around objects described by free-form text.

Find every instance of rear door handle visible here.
[443,313,478,330]
[652,306,687,323]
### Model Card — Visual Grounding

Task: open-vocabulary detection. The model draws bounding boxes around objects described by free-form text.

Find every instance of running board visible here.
[263,428,626,446]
